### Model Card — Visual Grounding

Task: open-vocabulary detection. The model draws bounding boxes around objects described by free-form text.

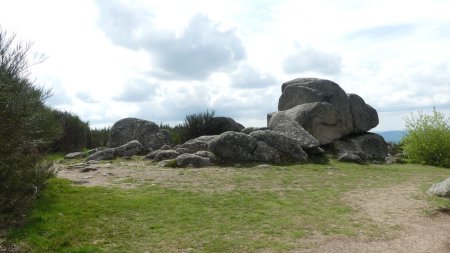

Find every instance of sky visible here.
[1,0,449,131]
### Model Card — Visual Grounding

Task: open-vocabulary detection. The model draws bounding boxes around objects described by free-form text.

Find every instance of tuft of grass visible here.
[5,161,450,252]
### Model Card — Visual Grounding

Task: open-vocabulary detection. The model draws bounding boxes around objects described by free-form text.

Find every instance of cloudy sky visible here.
[1,0,449,131]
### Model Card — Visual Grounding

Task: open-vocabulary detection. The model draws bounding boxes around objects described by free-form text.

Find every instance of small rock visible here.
[81,167,97,173]
[427,177,450,198]
[82,176,93,179]
[65,152,86,159]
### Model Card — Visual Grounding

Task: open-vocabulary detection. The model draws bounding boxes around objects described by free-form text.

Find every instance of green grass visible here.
[5,161,450,252]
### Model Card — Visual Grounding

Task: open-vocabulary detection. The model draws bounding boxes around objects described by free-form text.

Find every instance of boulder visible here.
[283,102,347,145]
[107,118,171,151]
[278,78,353,137]
[324,133,388,162]
[206,117,245,133]
[86,140,143,161]
[426,177,450,198]
[208,131,258,162]
[348,94,379,133]
[178,136,214,153]
[253,141,281,163]
[65,152,85,159]
[250,130,308,162]
[176,153,212,168]
[154,150,179,161]
[114,140,144,157]
[268,111,320,148]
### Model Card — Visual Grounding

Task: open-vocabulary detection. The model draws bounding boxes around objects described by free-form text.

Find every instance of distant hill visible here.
[374,130,407,143]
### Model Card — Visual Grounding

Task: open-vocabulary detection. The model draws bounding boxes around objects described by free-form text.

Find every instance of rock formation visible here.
[98,78,387,165]
[267,77,387,162]
[269,78,379,145]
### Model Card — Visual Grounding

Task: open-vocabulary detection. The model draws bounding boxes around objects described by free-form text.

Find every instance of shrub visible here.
[402,108,450,167]
[0,29,58,214]
[182,109,216,142]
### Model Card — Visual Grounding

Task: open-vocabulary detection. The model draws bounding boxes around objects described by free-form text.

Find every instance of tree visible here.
[0,29,58,214]
[402,108,450,167]
[51,109,90,152]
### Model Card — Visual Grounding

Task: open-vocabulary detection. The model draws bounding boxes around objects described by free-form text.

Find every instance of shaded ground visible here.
[54,159,450,252]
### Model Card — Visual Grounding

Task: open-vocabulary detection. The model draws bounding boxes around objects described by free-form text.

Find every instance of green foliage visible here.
[182,109,215,142]
[51,110,90,152]
[0,29,57,214]
[162,109,222,144]
[402,108,450,167]
[87,127,110,149]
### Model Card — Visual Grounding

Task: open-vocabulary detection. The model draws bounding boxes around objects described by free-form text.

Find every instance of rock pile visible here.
[84,77,387,167]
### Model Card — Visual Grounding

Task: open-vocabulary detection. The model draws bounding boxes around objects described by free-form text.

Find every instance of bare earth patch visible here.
[303,184,450,253]
[56,161,450,252]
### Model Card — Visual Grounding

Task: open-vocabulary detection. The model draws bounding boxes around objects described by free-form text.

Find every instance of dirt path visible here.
[303,184,450,253]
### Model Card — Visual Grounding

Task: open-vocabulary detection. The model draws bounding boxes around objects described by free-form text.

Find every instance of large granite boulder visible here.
[87,140,143,161]
[283,102,344,145]
[108,118,171,151]
[324,133,388,162]
[268,111,320,148]
[208,131,257,162]
[427,177,450,198]
[208,129,311,163]
[278,78,354,139]
[348,94,379,133]
[249,130,308,162]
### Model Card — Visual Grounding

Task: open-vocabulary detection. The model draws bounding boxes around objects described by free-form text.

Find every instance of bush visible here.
[402,108,450,167]
[0,30,59,214]
[182,109,216,142]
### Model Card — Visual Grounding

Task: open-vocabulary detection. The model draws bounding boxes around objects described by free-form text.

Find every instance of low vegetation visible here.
[402,108,450,167]
[3,161,450,252]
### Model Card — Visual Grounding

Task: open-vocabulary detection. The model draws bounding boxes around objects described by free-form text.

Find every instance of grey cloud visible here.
[76,92,97,103]
[146,15,245,80]
[283,46,342,75]
[115,79,156,102]
[346,24,416,41]
[95,0,245,80]
[231,65,279,89]
[95,0,150,49]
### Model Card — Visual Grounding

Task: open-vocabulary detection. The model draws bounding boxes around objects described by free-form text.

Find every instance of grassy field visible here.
[3,160,450,252]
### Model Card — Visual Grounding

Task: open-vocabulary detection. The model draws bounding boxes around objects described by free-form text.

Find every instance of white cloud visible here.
[1,0,450,131]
